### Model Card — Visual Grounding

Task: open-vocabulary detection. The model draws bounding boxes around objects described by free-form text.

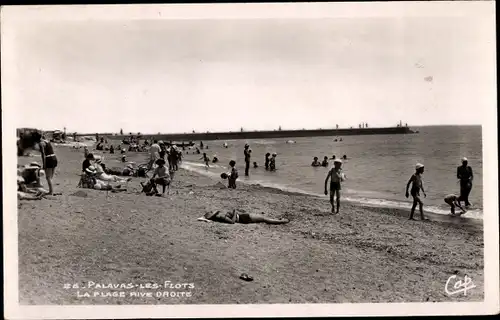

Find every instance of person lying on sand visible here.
[444,194,466,216]
[17,175,48,199]
[202,209,289,225]
[94,157,131,183]
[80,166,127,192]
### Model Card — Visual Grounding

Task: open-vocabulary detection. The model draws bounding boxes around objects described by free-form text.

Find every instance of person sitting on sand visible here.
[311,157,321,167]
[324,159,346,213]
[203,209,289,225]
[270,153,277,171]
[405,163,428,221]
[253,161,258,168]
[321,156,329,167]
[200,153,210,168]
[228,160,238,189]
[82,153,94,172]
[21,162,43,188]
[150,158,171,196]
[265,153,271,170]
[444,194,466,216]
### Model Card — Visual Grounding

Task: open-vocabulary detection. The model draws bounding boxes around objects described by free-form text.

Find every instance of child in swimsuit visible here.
[324,159,345,213]
[228,160,238,189]
[444,194,466,215]
[405,163,427,221]
[270,153,277,171]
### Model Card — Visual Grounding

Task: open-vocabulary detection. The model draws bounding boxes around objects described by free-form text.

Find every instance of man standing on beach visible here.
[457,157,473,207]
[324,159,345,214]
[244,144,251,176]
[149,140,161,170]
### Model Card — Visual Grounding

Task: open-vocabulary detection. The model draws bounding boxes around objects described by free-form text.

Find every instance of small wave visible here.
[180,161,483,220]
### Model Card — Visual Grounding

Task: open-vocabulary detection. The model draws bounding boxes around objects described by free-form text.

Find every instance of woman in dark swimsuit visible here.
[32,131,58,195]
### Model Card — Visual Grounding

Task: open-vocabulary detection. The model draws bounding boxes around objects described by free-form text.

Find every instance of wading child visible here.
[200,153,210,168]
[265,153,271,170]
[324,159,345,213]
[444,194,466,216]
[228,160,238,189]
[405,163,428,221]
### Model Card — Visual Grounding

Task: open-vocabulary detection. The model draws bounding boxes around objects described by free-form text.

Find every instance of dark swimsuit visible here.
[42,141,58,169]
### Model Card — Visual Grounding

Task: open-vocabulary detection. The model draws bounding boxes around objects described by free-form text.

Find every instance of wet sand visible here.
[17,146,484,304]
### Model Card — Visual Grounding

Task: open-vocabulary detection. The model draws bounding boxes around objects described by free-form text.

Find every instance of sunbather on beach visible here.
[94,157,131,183]
[17,175,47,199]
[444,194,466,216]
[80,166,127,191]
[203,209,289,225]
[405,163,428,221]
[324,159,345,213]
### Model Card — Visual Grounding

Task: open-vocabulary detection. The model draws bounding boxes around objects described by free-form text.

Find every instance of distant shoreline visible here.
[77,126,415,142]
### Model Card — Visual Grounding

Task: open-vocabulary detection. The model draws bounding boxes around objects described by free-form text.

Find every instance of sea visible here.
[180,125,483,220]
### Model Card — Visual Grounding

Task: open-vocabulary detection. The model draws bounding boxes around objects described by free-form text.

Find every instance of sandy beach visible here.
[17,146,484,304]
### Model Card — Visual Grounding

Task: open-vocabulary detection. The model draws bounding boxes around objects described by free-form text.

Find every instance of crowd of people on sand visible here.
[17,130,476,224]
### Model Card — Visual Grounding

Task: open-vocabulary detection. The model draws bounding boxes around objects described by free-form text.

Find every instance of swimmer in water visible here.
[342,155,347,160]
[265,153,271,170]
[212,155,219,163]
[321,156,329,167]
[405,163,428,221]
[253,161,258,168]
[444,194,466,216]
[330,155,336,160]
[311,157,321,167]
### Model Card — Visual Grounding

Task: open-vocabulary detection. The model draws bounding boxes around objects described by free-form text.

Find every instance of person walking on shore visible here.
[457,157,473,207]
[244,144,251,176]
[405,163,428,221]
[324,159,345,213]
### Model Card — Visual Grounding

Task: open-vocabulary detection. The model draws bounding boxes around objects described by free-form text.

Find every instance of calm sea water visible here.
[180,126,483,219]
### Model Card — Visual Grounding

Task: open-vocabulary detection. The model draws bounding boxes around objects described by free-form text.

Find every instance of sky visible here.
[3,3,496,134]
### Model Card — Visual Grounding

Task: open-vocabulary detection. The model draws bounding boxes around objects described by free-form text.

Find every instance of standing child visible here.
[228,160,238,189]
[444,194,466,216]
[405,163,428,221]
[324,159,345,213]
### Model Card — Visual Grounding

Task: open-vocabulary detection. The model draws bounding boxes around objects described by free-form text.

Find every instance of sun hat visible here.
[204,210,220,220]
[415,163,424,170]
[86,166,97,174]
[334,159,342,163]
[461,157,468,162]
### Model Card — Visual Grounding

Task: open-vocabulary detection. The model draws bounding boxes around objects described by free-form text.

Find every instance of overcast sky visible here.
[3,3,496,134]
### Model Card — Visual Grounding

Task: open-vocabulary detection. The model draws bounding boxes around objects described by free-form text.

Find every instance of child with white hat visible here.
[405,163,428,221]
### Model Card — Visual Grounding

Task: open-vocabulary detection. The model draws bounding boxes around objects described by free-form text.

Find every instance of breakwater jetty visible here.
[97,126,415,142]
